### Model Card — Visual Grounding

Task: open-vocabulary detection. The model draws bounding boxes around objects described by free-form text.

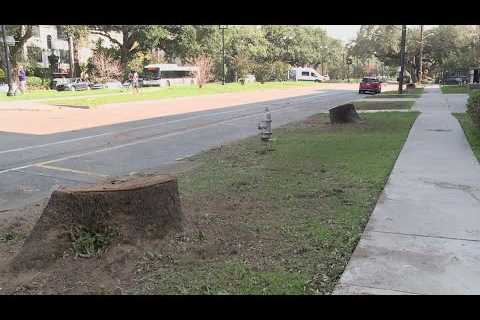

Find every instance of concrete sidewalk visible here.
[334,86,480,295]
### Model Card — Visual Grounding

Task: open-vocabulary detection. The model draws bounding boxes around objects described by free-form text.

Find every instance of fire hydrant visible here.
[258,107,272,141]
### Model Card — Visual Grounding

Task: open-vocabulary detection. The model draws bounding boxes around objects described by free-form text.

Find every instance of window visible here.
[27,46,43,63]
[31,26,40,37]
[310,72,317,77]
[160,70,193,79]
[47,35,52,49]
[59,49,70,64]
[301,71,309,76]
[56,26,68,40]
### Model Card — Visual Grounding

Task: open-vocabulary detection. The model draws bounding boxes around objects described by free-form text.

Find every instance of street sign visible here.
[219,25,227,29]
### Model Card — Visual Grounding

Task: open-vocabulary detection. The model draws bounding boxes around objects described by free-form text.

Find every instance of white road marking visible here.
[0,91,338,155]
[35,164,109,178]
[0,100,333,175]
[0,91,355,177]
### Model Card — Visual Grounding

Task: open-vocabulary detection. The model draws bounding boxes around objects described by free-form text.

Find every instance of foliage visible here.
[69,226,117,258]
[231,53,252,83]
[253,63,273,84]
[27,76,48,89]
[271,61,290,81]
[191,55,214,88]
[88,51,123,83]
[0,68,5,82]
[467,90,480,128]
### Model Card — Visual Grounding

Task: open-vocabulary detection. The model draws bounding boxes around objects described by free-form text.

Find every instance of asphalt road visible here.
[0,89,359,211]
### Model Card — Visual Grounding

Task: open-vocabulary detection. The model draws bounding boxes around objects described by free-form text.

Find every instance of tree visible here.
[0,26,33,79]
[90,25,170,77]
[88,51,122,83]
[231,53,252,83]
[62,25,89,77]
[191,55,214,88]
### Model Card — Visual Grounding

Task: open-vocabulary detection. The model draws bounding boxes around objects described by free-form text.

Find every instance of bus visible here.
[141,64,199,87]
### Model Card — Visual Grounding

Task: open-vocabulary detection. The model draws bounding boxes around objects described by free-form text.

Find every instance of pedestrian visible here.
[18,65,27,94]
[127,70,134,90]
[132,70,139,94]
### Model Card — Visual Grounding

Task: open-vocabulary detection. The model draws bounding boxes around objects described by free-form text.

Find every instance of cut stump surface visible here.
[329,103,360,124]
[10,174,183,272]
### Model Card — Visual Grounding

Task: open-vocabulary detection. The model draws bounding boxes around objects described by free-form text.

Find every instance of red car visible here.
[359,77,382,94]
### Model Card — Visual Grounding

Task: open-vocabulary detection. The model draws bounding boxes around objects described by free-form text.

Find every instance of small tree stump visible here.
[10,174,183,271]
[329,103,360,124]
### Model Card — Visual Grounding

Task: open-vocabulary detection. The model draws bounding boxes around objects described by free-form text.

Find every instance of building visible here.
[18,25,121,73]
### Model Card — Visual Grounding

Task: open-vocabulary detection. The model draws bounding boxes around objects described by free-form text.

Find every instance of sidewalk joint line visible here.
[368,229,480,243]
[338,282,421,295]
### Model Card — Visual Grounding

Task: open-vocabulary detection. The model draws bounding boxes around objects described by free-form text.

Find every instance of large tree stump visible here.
[329,103,360,124]
[10,174,183,271]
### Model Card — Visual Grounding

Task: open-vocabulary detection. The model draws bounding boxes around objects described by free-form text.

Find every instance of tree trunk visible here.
[10,174,183,271]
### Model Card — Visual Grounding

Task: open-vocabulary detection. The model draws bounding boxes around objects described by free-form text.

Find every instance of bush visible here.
[253,63,273,84]
[467,90,480,128]
[271,61,290,81]
[0,68,5,83]
[26,76,48,89]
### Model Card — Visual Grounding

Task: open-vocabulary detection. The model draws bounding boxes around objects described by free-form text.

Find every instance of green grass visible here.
[353,100,414,110]
[45,81,321,107]
[366,87,424,99]
[441,85,471,94]
[0,87,129,101]
[453,113,480,162]
[131,111,419,295]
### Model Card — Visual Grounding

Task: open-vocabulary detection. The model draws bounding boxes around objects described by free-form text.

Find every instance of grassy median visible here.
[129,111,419,295]
[441,85,471,94]
[44,82,321,108]
[366,87,424,99]
[453,113,480,162]
[353,100,414,110]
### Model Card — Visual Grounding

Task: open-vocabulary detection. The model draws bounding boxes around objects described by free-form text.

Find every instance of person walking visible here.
[127,70,134,90]
[18,66,27,94]
[132,70,139,94]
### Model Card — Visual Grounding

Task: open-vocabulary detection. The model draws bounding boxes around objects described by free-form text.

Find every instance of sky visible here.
[319,25,437,43]
[320,25,361,42]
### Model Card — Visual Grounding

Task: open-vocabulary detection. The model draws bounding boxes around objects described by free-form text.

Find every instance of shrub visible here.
[27,76,49,89]
[253,63,273,84]
[89,51,123,83]
[467,90,480,128]
[191,55,214,88]
[271,61,290,81]
[0,68,5,83]
[231,54,252,84]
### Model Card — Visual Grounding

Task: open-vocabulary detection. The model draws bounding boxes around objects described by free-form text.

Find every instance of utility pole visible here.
[1,25,14,96]
[418,25,424,84]
[398,25,407,94]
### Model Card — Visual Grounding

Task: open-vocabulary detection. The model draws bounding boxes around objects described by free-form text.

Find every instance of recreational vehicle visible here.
[289,67,325,82]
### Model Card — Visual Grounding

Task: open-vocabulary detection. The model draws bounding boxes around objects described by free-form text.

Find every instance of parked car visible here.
[359,77,382,94]
[89,80,123,90]
[56,78,89,91]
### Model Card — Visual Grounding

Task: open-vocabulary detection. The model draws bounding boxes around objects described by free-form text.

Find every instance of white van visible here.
[289,67,324,82]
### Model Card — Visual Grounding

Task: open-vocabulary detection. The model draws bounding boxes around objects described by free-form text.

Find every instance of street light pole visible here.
[1,25,15,96]
[398,25,407,94]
